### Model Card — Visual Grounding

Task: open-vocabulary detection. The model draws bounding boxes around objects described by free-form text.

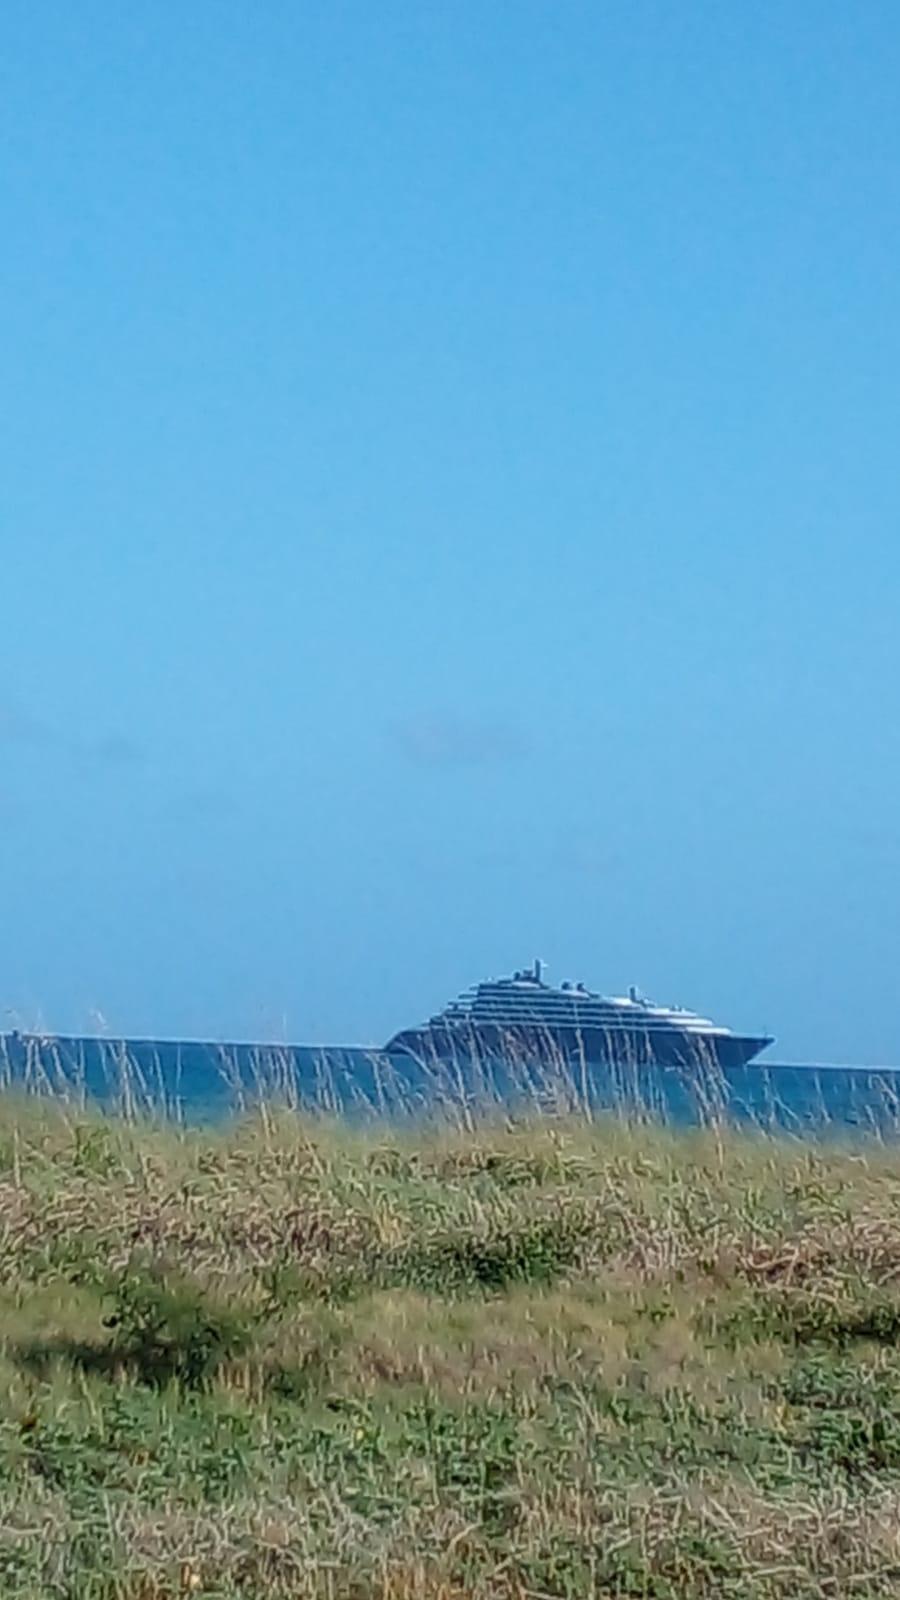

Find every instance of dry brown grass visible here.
[0,1104,900,1595]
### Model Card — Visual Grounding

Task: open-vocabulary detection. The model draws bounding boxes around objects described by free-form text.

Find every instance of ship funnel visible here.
[533,958,545,983]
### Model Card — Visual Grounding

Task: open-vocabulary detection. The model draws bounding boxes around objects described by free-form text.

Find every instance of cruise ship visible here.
[385,961,773,1071]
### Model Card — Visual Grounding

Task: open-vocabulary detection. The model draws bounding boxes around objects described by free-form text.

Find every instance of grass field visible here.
[3,1101,900,1596]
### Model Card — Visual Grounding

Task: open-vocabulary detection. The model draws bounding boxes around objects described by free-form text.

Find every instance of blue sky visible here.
[3,2,900,1061]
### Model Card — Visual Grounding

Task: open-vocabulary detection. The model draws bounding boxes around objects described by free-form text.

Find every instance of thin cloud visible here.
[554,834,619,875]
[78,732,144,768]
[391,711,530,769]
[0,692,143,770]
[0,698,51,748]
[167,787,237,822]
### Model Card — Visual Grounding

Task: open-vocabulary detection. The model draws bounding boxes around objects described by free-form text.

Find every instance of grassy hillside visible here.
[2,1102,900,1596]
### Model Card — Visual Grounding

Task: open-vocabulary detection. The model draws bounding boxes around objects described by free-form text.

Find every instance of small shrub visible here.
[102,1262,254,1388]
[778,1289,900,1348]
[398,1211,588,1293]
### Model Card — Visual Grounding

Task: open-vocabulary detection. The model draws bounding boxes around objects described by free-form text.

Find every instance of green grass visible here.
[3,1102,900,1595]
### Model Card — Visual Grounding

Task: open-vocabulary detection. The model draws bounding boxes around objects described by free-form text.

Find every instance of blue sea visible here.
[4,1031,900,1136]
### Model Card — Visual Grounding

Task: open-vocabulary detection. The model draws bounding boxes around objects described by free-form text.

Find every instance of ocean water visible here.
[3,1031,900,1135]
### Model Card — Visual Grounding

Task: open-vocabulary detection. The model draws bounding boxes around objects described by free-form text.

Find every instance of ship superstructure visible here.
[385,960,772,1070]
